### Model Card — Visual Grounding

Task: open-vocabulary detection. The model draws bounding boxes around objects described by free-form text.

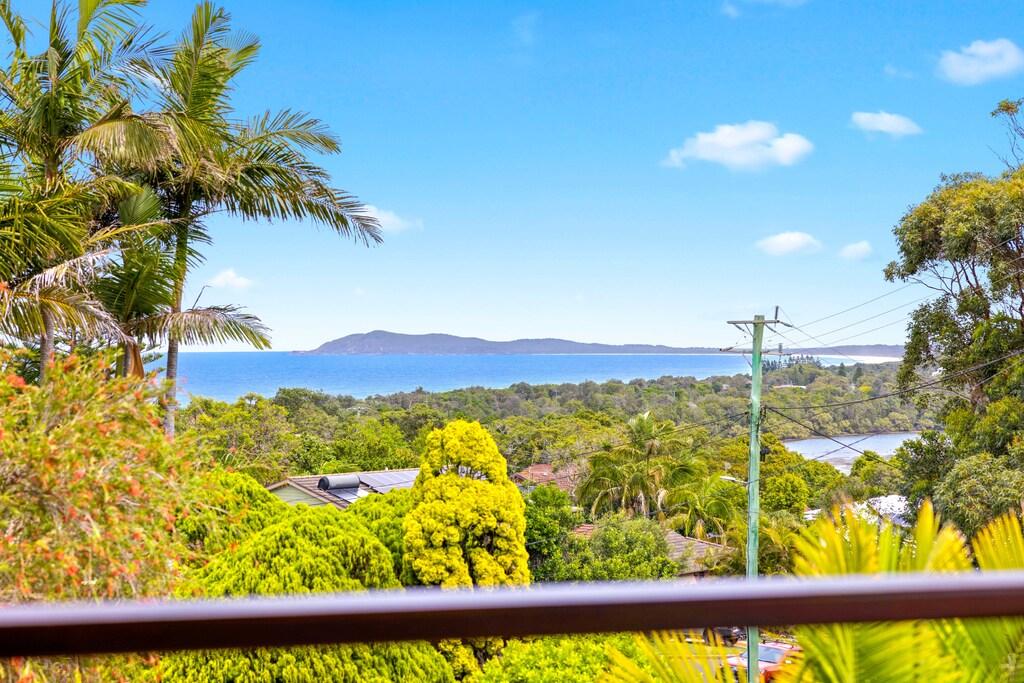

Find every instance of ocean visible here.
[171,352,774,402]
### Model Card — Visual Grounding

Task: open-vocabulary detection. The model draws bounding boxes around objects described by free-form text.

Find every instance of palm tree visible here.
[604,501,1024,682]
[667,475,745,539]
[92,188,268,376]
[578,413,703,517]
[0,170,131,358]
[130,3,380,435]
[603,632,742,682]
[0,0,168,380]
[717,509,802,576]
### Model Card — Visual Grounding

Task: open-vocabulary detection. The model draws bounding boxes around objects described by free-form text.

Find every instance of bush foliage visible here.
[0,352,194,681]
[163,505,453,682]
[0,352,191,603]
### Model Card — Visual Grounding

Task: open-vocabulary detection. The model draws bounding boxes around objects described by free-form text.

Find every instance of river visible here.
[783,432,919,474]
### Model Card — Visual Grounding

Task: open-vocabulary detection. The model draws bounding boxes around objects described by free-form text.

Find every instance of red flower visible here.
[6,374,26,388]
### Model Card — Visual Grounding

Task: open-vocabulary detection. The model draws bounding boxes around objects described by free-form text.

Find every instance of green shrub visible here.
[562,515,678,581]
[331,418,419,471]
[402,420,531,678]
[163,505,453,681]
[176,469,292,566]
[524,484,582,581]
[762,472,811,514]
[180,394,299,484]
[346,488,415,577]
[478,635,644,683]
[403,420,530,588]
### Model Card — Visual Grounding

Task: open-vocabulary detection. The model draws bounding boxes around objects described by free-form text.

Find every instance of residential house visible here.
[512,463,580,495]
[572,523,731,579]
[268,468,419,509]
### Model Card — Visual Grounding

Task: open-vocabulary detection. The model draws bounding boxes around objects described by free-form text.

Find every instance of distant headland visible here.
[299,331,904,358]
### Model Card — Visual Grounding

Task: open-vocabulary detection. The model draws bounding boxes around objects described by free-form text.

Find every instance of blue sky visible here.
[133,1,1024,349]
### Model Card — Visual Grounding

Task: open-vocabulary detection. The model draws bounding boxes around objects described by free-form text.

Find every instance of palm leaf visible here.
[601,632,745,683]
[126,304,270,348]
[0,282,122,342]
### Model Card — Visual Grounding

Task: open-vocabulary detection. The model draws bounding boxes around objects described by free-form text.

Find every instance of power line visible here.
[764,407,900,470]
[813,433,876,460]
[814,317,909,347]
[795,233,1024,332]
[799,284,918,329]
[768,348,1024,412]
[798,298,928,343]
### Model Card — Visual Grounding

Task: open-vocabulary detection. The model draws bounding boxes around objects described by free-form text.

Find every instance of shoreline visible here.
[190,350,904,362]
[168,352,903,403]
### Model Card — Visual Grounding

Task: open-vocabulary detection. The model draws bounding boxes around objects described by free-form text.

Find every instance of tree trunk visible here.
[164,223,190,437]
[116,343,128,377]
[39,308,55,384]
[127,342,145,378]
[164,336,179,432]
[39,159,59,385]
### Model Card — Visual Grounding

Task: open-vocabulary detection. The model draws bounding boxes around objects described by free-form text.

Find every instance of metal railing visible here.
[5,572,1024,658]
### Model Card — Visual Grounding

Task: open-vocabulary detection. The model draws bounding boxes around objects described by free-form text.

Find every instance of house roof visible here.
[572,524,731,576]
[267,468,419,509]
[804,494,910,527]
[512,463,579,493]
[663,533,732,575]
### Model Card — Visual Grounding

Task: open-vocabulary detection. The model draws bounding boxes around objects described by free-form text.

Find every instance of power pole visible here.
[724,311,789,679]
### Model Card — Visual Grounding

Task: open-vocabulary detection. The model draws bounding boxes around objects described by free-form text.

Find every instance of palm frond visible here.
[601,632,745,683]
[72,107,169,167]
[126,304,270,348]
[0,282,122,342]
[238,109,340,154]
[19,248,111,293]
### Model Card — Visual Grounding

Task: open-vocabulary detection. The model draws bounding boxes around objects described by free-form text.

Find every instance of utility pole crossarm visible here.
[725,318,792,326]
[719,349,788,355]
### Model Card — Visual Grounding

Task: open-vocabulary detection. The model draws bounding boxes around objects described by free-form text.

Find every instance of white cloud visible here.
[938,38,1024,85]
[364,205,423,233]
[883,64,914,79]
[839,240,873,260]
[208,268,253,290]
[512,12,539,47]
[663,121,813,171]
[756,231,822,256]
[721,2,740,18]
[851,111,923,137]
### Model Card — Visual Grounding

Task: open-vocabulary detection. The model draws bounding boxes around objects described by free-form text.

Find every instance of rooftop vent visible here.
[317,474,361,490]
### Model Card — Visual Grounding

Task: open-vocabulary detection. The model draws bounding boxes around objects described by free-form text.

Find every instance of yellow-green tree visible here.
[403,420,530,587]
[402,420,530,677]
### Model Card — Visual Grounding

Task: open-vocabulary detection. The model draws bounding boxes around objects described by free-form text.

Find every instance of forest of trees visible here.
[176,360,931,486]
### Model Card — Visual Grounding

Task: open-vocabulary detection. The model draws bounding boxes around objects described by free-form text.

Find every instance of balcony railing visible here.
[5,572,1024,658]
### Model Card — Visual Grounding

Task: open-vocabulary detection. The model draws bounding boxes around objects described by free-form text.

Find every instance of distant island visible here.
[300,331,904,358]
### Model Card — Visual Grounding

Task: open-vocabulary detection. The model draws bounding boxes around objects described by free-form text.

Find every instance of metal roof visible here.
[268,468,420,509]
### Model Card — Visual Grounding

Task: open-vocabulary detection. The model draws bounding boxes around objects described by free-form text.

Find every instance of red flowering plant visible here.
[0,351,198,679]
